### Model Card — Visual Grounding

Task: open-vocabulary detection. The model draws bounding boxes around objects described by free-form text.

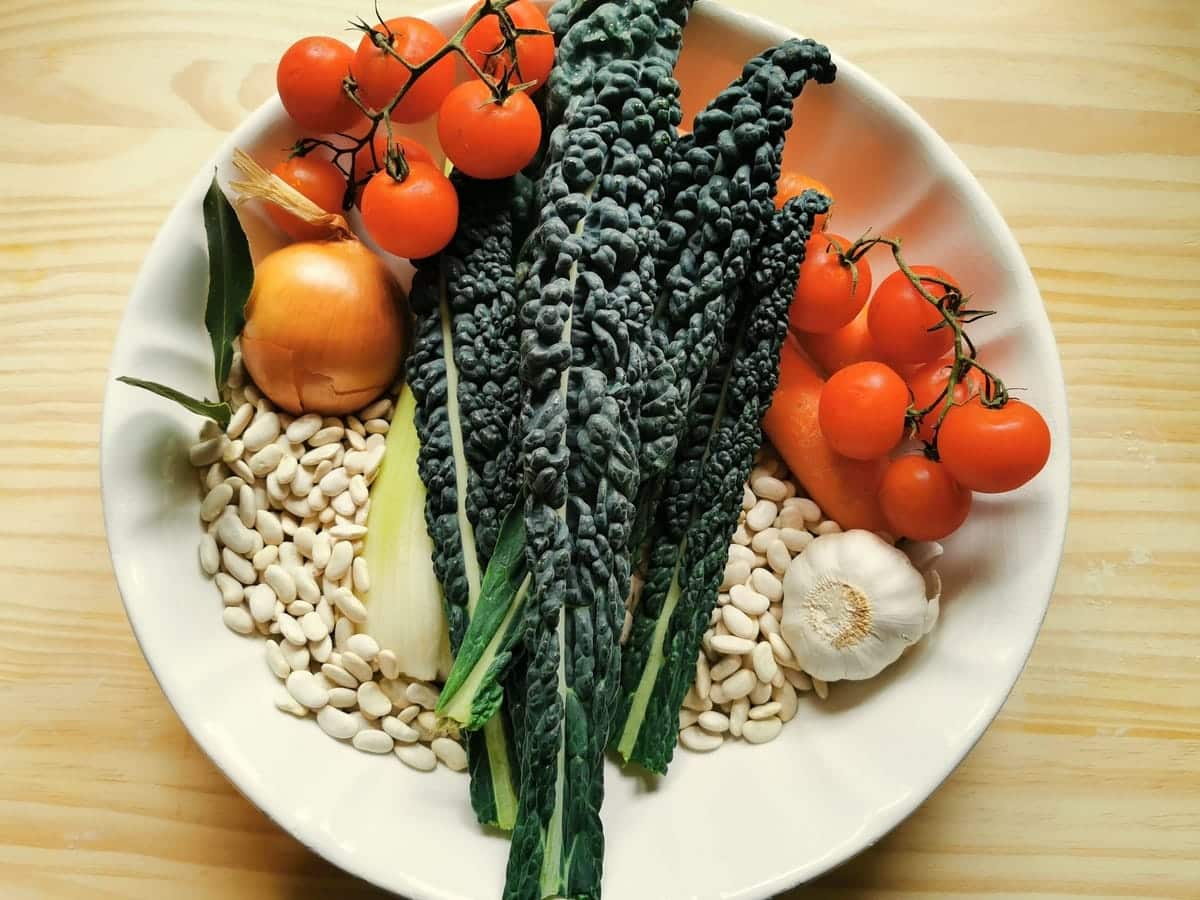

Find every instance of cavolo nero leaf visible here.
[118,174,250,426]
[617,194,828,774]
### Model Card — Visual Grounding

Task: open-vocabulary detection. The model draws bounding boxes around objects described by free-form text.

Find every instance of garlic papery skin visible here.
[780,529,936,682]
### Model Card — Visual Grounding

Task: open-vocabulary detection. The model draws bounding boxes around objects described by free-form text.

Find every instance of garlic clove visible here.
[780,529,933,683]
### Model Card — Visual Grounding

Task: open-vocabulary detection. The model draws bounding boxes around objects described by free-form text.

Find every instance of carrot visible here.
[764,335,890,532]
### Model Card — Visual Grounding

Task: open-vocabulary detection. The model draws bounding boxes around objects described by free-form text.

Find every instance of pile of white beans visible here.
[191,354,465,773]
[678,446,837,753]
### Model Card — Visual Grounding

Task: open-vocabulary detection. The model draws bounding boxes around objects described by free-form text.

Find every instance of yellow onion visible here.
[241,240,406,415]
[230,148,407,416]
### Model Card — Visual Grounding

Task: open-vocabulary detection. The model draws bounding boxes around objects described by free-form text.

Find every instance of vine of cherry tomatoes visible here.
[780,169,1052,541]
[269,1,551,259]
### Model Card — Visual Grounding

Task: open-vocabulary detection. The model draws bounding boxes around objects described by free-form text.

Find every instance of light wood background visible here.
[1,1,1197,898]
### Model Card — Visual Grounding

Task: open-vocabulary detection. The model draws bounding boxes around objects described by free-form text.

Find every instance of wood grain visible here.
[1,1,1197,898]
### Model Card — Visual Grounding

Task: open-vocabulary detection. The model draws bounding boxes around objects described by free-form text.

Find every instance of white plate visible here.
[101,3,1070,898]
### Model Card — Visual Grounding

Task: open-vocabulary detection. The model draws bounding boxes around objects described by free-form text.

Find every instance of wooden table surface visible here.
[1,1,1197,897]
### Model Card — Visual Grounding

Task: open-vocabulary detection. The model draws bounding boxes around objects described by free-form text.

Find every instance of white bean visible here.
[776,681,799,722]
[273,688,308,717]
[813,677,830,699]
[332,587,367,623]
[767,540,792,575]
[353,729,394,754]
[720,560,751,591]
[216,512,256,555]
[749,680,772,705]
[710,635,755,656]
[377,648,399,679]
[243,412,280,452]
[752,641,778,684]
[341,651,373,683]
[278,611,307,646]
[346,633,380,662]
[319,467,350,497]
[359,397,392,420]
[221,606,254,635]
[221,547,256,584]
[727,544,756,566]
[382,716,419,743]
[317,705,358,740]
[265,641,290,679]
[311,533,332,569]
[785,668,813,691]
[286,670,328,710]
[429,737,466,771]
[189,436,225,467]
[326,540,353,581]
[395,743,438,772]
[283,643,309,672]
[750,474,788,502]
[758,609,780,637]
[200,483,233,522]
[779,528,813,553]
[695,653,712,700]
[247,584,276,623]
[309,634,333,663]
[300,444,339,467]
[357,682,392,719]
[406,682,440,710]
[214,572,243,606]
[731,523,751,546]
[730,585,769,616]
[263,564,296,604]
[697,710,730,733]
[227,402,253,439]
[768,632,798,668]
[749,701,782,720]
[746,499,778,532]
[310,425,344,447]
[750,527,780,554]
[300,611,328,642]
[255,509,283,546]
[331,491,357,517]
[708,682,727,705]
[741,485,756,511]
[679,726,723,752]
[721,668,757,701]
[682,685,712,712]
[729,697,749,738]
[252,544,278,572]
[321,664,357,689]
[792,497,822,522]
[291,466,314,497]
[742,717,783,744]
[750,568,783,601]
[709,656,741,682]
[721,605,758,641]
[292,567,320,605]
[285,413,322,444]
[352,556,371,593]
[349,474,369,506]
[679,709,700,730]
[316,597,335,632]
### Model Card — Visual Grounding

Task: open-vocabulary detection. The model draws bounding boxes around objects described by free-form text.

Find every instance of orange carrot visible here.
[764,335,890,532]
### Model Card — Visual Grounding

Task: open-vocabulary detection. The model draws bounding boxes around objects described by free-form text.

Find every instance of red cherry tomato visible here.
[438,81,541,180]
[463,1,555,90]
[867,265,960,365]
[937,398,1051,493]
[818,361,910,460]
[351,17,456,123]
[352,131,435,189]
[360,161,459,260]
[879,455,973,541]
[276,36,362,134]
[776,169,832,233]
[907,358,991,443]
[266,156,346,241]
[788,233,872,334]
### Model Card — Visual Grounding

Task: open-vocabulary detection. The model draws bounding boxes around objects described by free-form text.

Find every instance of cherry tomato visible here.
[937,398,1051,493]
[879,455,972,541]
[818,361,910,460]
[463,1,555,90]
[867,265,960,365]
[776,169,832,232]
[266,156,346,242]
[276,37,362,134]
[352,131,435,188]
[361,161,459,259]
[788,233,872,334]
[352,17,456,123]
[438,81,541,180]
[907,358,991,443]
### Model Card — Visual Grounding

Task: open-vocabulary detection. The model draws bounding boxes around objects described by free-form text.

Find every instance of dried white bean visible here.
[300,443,339,466]
[767,540,792,574]
[353,729,394,754]
[695,653,712,700]
[279,611,308,646]
[299,611,327,642]
[346,633,379,662]
[742,717,783,744]
[309,425,344,447]
[813,677,829,699]
[291,466,314,497]
[746,499,778,532]
[321,664,357,689]
[359,398,392,420]
[247,444,283,477]
[189,436,225,467]
[749,701,782,720]
[758,609,780,637]
[396,704,420,724]
[710,634,755,656]
[776,682,799,722]
[406,682,440,710]
[792,497,822,522]
[377,648,399,679]
[752,641,778,684]
[779,528,813,553]
[246,584,276,623]
[294,527,316,559]
[680,726,723,752]
[309,634,332,663]
[727,544,756,566]
[291,567,320,605]
[731,523,751,546]
[331,587,367,623]
[750,474,789,502]
[729,585,769,616]
[330,491,356,517]
[750,527,780,553]
[708,682,727,705]
[253,510,281,547]
[338,651,370,684]
[382,716,419,743]
[351,558,371,595]
[722,668,757,702]
[784,668,812,691]
[349,474,369,505]
[286,670,328,710]
[324,687,354,709]
[750,568,783,601]
[282,643,309,672]
[357,681,392,718]
[364,446,385,479]
[252,543,278,572]
[234,484,255,528]
[319,467,349,497]
[229,458,255,484]
[221,606,254,635]
[285,414,321,444]
[741,485,756,511]
[316,597,335,632]
[326,540,353,581]
[682,685,712,712]
[720,559,751,591]
[214,572,245,607]
[243,412,280,452]
[200,483,233,522]
[264,641,290,679]
[709,656,741,682]
[311,533,332,569]
[226,402,253,439]
[729,697,749,737]
[721,605,758,641]
[767,632,798,668]
[750,680,772,705]
[221,547,255,584]
[395,743,438,772]
[263,564,296,604]
[697,711,730,733]
[274,688,308,717]
[317,705,358,740]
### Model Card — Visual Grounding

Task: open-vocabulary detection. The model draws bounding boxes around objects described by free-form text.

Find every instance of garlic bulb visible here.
[780,530,939,681]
